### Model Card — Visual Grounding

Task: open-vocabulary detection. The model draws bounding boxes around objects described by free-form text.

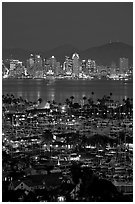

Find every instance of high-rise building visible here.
[81,60,85,74]
[9,60,23,77]
[86,59,96,75]
[26,55,35,77]
[55,62,61,76]
[42,58,46,67]
[50,56,56,67]
[10,61,16,70]
[9,59,22,70]
[72,53,80,77]
[119,58,128,74]
[64,56,73,75]
[27,54,35,68]
[110,61,117,75]
[35,55,42,68]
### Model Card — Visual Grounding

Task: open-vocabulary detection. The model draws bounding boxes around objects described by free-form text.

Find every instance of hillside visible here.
[2,42,133,66]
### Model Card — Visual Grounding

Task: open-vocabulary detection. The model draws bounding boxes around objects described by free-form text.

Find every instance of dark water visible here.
[2,79,133,103]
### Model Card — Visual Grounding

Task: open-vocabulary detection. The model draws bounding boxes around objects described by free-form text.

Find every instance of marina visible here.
[2,90,133,201]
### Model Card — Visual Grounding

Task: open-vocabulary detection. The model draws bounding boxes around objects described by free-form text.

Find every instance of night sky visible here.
[2,2,133,50]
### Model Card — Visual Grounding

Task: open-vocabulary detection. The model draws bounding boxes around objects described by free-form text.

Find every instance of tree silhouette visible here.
[70,96,74,104]
[88,98,93,106]
[38,97,42,104]
[83,96,87,105]
[91,92,94,96]
[70,163,82,184]
[65,98,70,105]
[110,92,112,97]
[91,92,94,102]
[41,130,53,145]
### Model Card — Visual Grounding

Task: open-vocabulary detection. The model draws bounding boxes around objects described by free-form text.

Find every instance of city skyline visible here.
[2,2,133,202]
[3,50,132,80]
[2,2,133,50]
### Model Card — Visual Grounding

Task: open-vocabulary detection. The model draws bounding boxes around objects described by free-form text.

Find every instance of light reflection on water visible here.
[2,79,133,103]
[47,87,55,102]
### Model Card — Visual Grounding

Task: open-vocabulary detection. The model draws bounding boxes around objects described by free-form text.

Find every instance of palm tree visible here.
[91,92,94,102]
[70,96,74,104]
[11,94,15,99]
[38,97,42,104]
[65,98,70,105]
[109,92,113,103]
[91,91,94,104]
[52,100,56,105]
[88,98,92,105]
[83,96,87,106]
[110,92,112,97]
[123,99,125,105]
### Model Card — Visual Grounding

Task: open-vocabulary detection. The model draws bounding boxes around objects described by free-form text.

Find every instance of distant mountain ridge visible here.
[2,42,133,66]
[80,42,133,66]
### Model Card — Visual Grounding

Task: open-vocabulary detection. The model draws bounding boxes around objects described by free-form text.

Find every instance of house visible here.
[9,180,33,191]
[25,166,48,176]
[8,173,63,192]
[113,180,133,195]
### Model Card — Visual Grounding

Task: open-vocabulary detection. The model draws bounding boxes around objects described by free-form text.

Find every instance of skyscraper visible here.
[119,58,128,74]
[64,56,73,75]
[110,61,117,75]
[86,59,96,75]
[81,60,86,75]
[27,54,35,68]
[55,62,61,76]
[72,53,80,77]
[35,55,42,68]
[49,56,57,73]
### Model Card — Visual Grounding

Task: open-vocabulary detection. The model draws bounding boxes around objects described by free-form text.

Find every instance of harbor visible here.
[2,93,133,201]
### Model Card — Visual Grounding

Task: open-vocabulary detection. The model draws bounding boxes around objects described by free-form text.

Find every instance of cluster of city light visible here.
[2,54,132,80]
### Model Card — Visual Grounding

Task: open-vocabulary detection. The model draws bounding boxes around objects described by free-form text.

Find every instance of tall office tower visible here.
[42,58,46,76]
[35,55,43,68]
[96,65,101,75]
[10,60,16,70]
[49,56,57,72]
[9,60,23,77]
[110,62,117,75]
[82,60,88,76]
[119,57,128,74]
[27,54,35,67]
[86,59,96,75]
[64,56,73,75]
[72,53,80,77]
[91,60,97,73]
[34,55,43,78]
[55,62,61,76]
[26,54,35,77]
[42,58,46,67]
[81,60,86,73]
[86,60,91,75]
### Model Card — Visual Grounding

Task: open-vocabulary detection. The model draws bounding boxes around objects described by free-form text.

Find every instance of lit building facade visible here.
[27,54,35,67]
[110,61,117,76]
[72,53,80,77]
[9,60,23,77]
[49,56,57,73]
[64,56,73,76]
[86,59,97,75]
[119,58,128,74]
[35,55,43,68]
